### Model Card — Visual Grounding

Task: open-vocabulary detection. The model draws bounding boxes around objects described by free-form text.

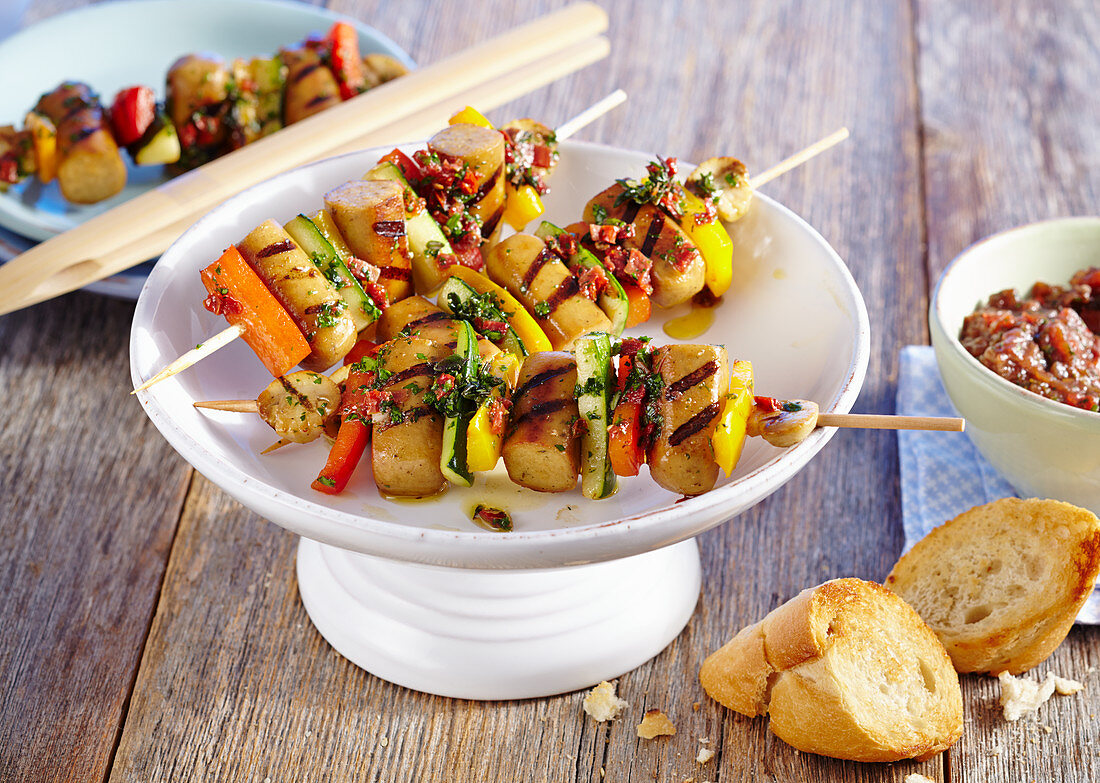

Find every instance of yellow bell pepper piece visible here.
[443,265,553,353]
[25,112,58,184]
[712,360,754,476]
[681,191,734,298]
[503,182,545,230]
[448,106,494,128]
[466,353,520,472]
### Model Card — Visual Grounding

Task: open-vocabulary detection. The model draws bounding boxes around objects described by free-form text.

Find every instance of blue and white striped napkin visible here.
[897,345,1099,624]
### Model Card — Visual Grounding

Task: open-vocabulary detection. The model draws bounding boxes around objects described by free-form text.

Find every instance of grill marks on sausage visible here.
[481,206,504,239]
[640,212,665,258]
[475,165,502,201]
[257,239,297,259]
[510,398,572,429]
[513,364,572,402]
[403,311,454,332]
[522,247,556,291]
[68,125,99,145]
[669,402,721,446]
[373,220,406,238]
[545,276,580,317]
[665,360,718,400]
[305,93,335,109]
[621,199,642,225]
[380,362,435,389]
[293,62,322,83]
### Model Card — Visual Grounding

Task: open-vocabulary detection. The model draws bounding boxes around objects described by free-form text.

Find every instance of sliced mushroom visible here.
[257,371,342,443]
[686,156,753,223]
[747,399,819,448]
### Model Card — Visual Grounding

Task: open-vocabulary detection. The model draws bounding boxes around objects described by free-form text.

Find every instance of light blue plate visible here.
[0,0,413,298]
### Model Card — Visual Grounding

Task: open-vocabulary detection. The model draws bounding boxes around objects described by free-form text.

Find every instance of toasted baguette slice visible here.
[885,498,1100,675]
[699,578,962,762]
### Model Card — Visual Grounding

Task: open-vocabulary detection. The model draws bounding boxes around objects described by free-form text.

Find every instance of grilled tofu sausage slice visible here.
[647,344,730,496]
[584,184,706,307]
[34,82,126,204]
[237,219,357,371]
[377,296,499,361]
[371,336,448,497]
[428,123,506,245]
[256,371,341,443]
[166,54,229,129]
[503,352,581,492]
[281,45,341,125]
[324,180,412,305]
[486,234,612,350]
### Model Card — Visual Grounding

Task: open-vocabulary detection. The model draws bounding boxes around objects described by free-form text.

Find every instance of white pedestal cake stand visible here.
[131,140,869,701]
[297,537,700,699]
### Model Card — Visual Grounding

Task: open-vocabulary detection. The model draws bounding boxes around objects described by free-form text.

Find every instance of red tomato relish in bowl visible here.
[959,267,1100,412]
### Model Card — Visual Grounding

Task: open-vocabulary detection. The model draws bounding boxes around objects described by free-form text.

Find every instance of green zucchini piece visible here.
[365,160,455,293]
[535,221,628,336]
[574,332,616,500]
[250,55,286,131]
[436,276,528,358]
[440,319,479,487]
[283,214,380,332]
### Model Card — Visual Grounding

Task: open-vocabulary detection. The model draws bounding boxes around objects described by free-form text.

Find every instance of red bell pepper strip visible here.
[326,22,366,100]
[200,246,310,377]
[109,86,156,146]
[343,336,379,366]
[311,417,370,494]
[379,148,422,181]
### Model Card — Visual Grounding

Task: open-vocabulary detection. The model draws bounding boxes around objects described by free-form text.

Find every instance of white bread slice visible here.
[885,498,1100,675]
[699,578,962,762]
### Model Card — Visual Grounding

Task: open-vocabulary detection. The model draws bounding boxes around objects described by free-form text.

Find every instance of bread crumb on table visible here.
[998,671,1085,721]
[583,681,629,722]
[696,747,715,764]
[636,709,676,739]
[904,775,936,783]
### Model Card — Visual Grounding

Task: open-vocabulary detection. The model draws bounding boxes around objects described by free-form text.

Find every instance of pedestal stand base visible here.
[296,537,701,700]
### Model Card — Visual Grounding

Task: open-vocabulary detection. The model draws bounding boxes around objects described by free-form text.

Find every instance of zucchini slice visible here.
[535,221,629,336]
[436,275,528,358]
[365,160,455,293]
[284,214,380,332]
[574,332,616,500]
[440,319,479,487]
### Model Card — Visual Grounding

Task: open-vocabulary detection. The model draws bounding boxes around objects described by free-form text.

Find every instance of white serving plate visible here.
[131,140,869,569]
[130,140,869,697]
[0,0,412,298]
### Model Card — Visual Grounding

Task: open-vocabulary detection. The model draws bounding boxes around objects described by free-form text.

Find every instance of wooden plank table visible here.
[1,0,1097,780]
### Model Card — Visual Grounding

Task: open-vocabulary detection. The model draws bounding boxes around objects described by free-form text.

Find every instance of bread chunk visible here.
[885,498,1100,674]
[583,681,628,722]
[699,578,963,762]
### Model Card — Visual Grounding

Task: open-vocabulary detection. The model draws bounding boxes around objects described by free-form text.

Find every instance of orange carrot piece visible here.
[622,280,652,328]
[200,246,310,377]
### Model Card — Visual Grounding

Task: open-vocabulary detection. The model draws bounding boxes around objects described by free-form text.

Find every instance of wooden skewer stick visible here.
[131,324,243,394]
[817,413,964,432]
[749,127,850,189]
[555,89,626,140]
[261,439,293,455]
[130,92,628,395]
[192,399,259,413]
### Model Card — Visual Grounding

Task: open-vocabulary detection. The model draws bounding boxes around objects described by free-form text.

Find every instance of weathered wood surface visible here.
[916,1,1100,781]
[1,0,1098,781]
